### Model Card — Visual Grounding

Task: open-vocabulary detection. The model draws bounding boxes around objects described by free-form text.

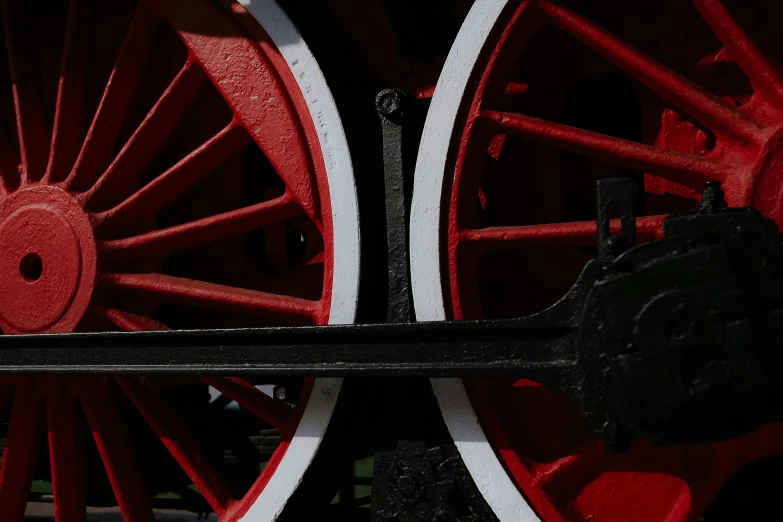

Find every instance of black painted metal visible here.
[3,183,783,449]
[377,88,416,323]
[372,379,497,522]
[2,185,783,449]
[2,75,783,519]
[580,182,783,449]
[372,89,497,521]
[0,319,573,376]
[597,177,637,258]
[0,71,781,463]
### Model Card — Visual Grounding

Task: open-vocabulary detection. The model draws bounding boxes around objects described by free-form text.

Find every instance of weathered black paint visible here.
[3,184,782,452]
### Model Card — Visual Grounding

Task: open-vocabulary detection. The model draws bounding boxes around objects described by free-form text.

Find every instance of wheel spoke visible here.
[96,307,169,331]
[480,110,741,187]
[82,60,209,208]
[459,215,665,251]
[418,82,529,100]
[201,377,294,435]
[100,193,302,263]
[99,272,320,321]
[65,5,159,191]
[116,377,236,516]
[536,0,762,142]
[76,376,154,522]
[45,377,86,522]
[93,121,251,234]
[0,135,19,195]
[44,0,89,184]
[0,380,43,522]
[530,439,606,492]
[692,0,783,109]
[161,0,320,222]
[1,0,50,183]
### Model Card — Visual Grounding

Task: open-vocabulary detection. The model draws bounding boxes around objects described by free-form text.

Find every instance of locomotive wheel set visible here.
[1,0,783,521]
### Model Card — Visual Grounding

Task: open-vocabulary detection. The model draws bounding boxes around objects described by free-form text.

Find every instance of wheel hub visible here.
[0,186,96,333]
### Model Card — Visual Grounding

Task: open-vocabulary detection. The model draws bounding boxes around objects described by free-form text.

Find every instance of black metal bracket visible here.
[377,87,417,324]
[372,88,496,521]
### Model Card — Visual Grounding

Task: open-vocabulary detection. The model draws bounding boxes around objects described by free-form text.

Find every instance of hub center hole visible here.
[20,253,43,282]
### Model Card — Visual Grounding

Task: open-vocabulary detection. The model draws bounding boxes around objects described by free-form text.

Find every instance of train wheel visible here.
[0,0,358,519]
[411,0,783,520]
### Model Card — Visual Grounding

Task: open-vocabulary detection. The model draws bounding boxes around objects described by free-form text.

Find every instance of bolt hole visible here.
[20,253,43,282]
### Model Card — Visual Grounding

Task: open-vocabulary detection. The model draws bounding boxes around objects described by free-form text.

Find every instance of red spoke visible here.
[160,0,320,222]
[76,376,154,522]
[201,377,294,435]
[692,0,783,110]
[116,377,236,516]
[93,122,251,233]
[0,380,43,522]
[536,0,762,142]
[44,0,89,184]
[418,82,528,100]
[64,5,159,191]
[480,110,741,187]
[96,307,169,331]
[82,60,209,208]
[531,439,606,492]
[45,377,86,522]
[100,193,302,263]
[459,215,665,251]
[0,135,19,195]
[1,0,50,183]
[99,272,320,321]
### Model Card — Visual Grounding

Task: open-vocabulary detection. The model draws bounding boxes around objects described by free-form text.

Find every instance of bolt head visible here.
[376,89,404,117]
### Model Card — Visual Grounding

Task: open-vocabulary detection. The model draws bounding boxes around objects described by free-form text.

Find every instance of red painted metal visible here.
[481,110,741,186]
[1,0,51,185]
[77,377,157,522]
[116,377,237,517]
[44,377,86,522]
[92,122,252,234]
[0,186,96,334]
[0,379,42,522]
[444,0,783,519]
[458,215,664,252]
[0,0,337,517]
[202,376,296,437]
[0,1,331,333]
[0,374,313,521]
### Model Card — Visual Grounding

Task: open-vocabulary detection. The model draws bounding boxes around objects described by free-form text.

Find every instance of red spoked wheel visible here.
[0,0,359,520]
[411,0,783,520]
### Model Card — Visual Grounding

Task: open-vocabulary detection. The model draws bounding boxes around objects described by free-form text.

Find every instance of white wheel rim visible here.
[410,1,540,520]
[238,1,360,520]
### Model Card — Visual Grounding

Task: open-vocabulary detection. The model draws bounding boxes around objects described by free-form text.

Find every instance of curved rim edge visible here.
[431,379,540,522]
[238,0,360,520]
[409,1,540,521]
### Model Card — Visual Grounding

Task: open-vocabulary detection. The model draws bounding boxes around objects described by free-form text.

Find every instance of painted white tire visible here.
[237,1,360,520]
[410,1,541,521]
